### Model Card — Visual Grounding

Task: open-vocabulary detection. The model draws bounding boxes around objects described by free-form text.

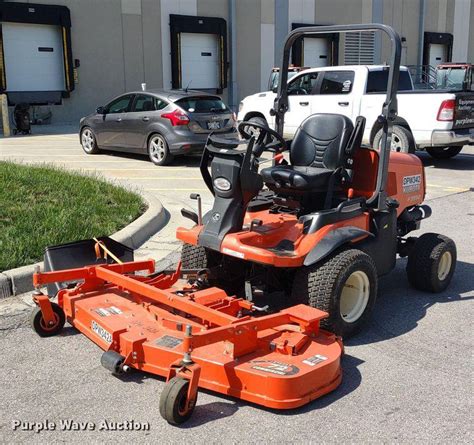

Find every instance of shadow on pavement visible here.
[349,258,474,347]
[181,401,240,427]
[418,151,474,171]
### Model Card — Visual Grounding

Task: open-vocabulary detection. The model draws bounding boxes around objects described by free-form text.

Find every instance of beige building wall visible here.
[3,0,473,123]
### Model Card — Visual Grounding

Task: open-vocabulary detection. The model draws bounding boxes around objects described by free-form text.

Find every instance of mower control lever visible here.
[190,193,202,225]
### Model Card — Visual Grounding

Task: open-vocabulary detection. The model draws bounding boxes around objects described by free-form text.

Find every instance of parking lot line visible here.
[427,183,468,192]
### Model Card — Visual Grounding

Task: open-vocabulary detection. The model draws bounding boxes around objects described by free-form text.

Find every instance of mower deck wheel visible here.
[30,302,65,337]
[100,351,126,376]
[406,233,456,292]
[159,377,197,425]
[292,249,378,338]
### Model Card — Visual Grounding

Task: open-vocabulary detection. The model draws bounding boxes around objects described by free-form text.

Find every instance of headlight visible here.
[213,177,231,191]
[238,102,244,112]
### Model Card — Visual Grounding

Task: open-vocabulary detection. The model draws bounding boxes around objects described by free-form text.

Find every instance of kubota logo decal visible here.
[251,360,299,376]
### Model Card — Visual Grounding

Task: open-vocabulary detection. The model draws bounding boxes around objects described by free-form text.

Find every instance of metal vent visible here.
[344,32,375,65]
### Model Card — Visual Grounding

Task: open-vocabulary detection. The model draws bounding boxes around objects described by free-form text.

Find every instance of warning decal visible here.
[156,335,183,349]
[251,360,299,376]
[302,354,328,367]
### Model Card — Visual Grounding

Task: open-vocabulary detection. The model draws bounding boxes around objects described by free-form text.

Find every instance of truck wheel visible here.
[159,377,197,425]
[292,249,378,338]
[30,302,65,337]
[181,243,208,270]
[373,125,415,154]
[426,146,463,159]
[406,233,456,292]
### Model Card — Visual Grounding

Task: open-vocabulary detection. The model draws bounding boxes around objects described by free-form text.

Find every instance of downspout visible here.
[418,0,426,70]
[228,0,237,111]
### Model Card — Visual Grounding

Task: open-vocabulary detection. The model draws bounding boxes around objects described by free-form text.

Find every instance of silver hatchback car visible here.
[79,89,236,165]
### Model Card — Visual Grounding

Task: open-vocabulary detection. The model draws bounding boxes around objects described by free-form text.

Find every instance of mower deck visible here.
[32,259,342,422]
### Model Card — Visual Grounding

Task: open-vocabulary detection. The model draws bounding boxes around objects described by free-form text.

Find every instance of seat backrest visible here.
[290,113,354,170]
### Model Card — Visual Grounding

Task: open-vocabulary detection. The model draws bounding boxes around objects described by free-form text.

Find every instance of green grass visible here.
[0,161,146,271]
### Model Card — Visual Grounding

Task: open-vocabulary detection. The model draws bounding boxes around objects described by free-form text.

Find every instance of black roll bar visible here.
[273,24,402,211]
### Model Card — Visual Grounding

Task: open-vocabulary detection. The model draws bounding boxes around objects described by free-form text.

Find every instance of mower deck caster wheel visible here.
[101,351,126,376]
[159,377,197,425]
[30,302,65,337]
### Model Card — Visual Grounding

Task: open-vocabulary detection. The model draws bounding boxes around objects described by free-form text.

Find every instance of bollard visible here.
[0,94,10,137]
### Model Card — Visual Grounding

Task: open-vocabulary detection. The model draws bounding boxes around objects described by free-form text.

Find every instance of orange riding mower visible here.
[30,24,456,425]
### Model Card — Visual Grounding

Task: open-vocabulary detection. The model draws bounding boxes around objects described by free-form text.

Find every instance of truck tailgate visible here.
[454,93,474,129]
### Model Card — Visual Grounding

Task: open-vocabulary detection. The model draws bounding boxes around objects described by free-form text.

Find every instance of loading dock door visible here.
[428,43,448,67]
[180,33,219,89]
[3,22,65,92]
[302,38,329,67]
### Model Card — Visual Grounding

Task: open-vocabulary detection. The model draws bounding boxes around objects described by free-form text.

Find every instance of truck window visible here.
[288,72,319,95]
[320,71,355,95]
[366,70,413,93]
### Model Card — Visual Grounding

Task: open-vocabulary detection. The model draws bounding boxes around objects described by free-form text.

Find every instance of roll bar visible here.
[273,24,402,210]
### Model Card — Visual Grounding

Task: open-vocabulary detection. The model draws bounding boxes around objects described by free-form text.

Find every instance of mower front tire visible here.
[406,233,456,292]
[159,377,197,425]
[181,243,208,270]
[30,302,65,337]
[292,249,378,338]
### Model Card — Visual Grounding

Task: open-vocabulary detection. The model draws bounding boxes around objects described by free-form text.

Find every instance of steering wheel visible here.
[288,87,308,95]
[238,121,286,156]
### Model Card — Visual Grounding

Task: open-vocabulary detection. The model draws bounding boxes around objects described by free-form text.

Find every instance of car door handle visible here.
[116,118,122,122]
[299,101,309,106]
[142,117,150,122]
[338,102,349,107]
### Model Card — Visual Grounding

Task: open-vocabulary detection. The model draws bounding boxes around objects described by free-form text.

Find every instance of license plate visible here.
[207,121,221,130]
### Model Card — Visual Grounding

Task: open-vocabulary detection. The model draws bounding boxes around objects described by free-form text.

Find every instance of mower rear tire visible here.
[406,233,456,292]
[30,302,65,337]
[181,243,208,270]
[159,377,197,425]
[292,249,378,338]
[101,351,126,375]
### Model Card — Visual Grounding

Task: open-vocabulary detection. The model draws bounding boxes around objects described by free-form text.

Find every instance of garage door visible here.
[181,33,219,89]
[303,38,329,67]
[2,22,65,92]
[428,43,448,67]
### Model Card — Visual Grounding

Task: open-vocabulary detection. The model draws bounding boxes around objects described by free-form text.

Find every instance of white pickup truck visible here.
[238,65,474,159]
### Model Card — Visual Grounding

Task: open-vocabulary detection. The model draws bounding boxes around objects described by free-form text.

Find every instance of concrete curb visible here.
[0,192,166,298]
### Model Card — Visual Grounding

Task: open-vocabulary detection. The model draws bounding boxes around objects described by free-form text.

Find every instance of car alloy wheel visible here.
[81,128,96,153]
[149,135,167,162]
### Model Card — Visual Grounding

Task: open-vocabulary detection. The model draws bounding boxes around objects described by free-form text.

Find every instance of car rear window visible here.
[175,97,229,114]
[366,70,413,93]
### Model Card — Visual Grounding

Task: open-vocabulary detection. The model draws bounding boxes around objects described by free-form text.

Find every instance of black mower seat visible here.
[261,165,333,190]
[261,113,354,193]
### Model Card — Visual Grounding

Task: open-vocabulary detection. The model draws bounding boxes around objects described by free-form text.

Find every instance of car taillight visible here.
[436,99,455,121]
[161,109,190,126]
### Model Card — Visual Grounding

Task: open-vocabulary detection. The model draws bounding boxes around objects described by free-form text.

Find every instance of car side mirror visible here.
[96,106,106,115]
